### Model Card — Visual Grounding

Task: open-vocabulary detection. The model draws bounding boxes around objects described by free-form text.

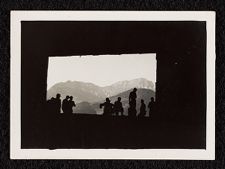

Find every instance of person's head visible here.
[141,99,144,103]
[133,88,137,92]
[151,97,154,102]
[66,95,70,99]
[117,97,121,101]
[56,93,61,99]
[69,96,73,100]
[106,98,110,103]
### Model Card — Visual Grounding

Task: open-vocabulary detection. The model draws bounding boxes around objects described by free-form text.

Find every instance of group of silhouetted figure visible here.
[46,88,156,117]
[47,94,76,115]
[100,88,156,117]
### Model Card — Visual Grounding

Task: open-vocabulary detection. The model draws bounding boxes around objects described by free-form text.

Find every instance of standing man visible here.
[55,93,61,114]
[100,98,114,116]
[138,99,146,117]
[114,97,124,116]
[62,95,70,114]
[148,97,155,117]
[68,96,76,114]
[128,88,137,117]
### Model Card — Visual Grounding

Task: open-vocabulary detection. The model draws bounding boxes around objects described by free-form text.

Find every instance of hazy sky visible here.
[47,53,156,89]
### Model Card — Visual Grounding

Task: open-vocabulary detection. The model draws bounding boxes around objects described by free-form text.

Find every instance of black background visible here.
[21,21,206,149]
[0,0,224,169]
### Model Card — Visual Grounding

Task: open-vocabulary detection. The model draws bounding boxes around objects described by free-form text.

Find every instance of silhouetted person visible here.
[54,93,61,114]
[138,99,146,117]
[62,95,70,114]
[114,97,124,116]
[100,98,114,116]
[47,97,55,107]
[68,96,76,113]
[148,97,155,117]
[128,88,137,117]
[46,97,56,115]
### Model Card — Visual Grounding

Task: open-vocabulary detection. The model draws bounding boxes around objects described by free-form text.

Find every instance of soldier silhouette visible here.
[138,99,146,117]
[62,95,70,114]
[100,98,114,116]
[54,93,61,114]
[113,97,124,116]
[128,88,137,117]
[68,96,76,113]
[148,97,155,117]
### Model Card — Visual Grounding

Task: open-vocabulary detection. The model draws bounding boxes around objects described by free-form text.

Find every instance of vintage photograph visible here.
[10,11,215,159]
[47,54,156,116]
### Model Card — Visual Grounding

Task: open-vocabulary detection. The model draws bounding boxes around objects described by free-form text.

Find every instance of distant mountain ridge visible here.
[103,78,155,97]
[47,81,106,103]
[47,78,155,103]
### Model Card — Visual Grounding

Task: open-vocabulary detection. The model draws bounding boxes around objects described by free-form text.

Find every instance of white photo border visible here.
[10,11,215,160]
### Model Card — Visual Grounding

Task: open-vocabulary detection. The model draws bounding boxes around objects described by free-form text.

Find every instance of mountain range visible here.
[47,78,155,115]
[102,78,155,97]
[47,78,155,103]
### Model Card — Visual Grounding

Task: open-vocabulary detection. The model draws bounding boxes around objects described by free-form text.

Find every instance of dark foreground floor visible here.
[22,113,206,149]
